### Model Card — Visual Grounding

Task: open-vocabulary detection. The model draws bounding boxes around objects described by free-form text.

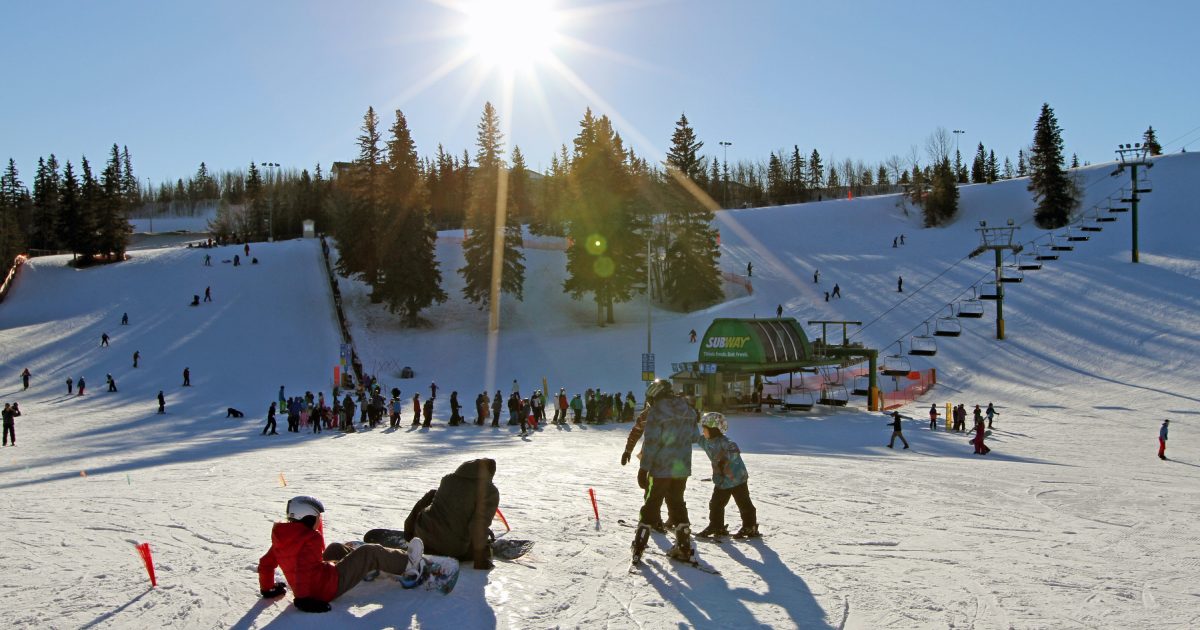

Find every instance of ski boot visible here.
[631,522,653,563]
[667,524,697,563]
[696,524,728,538]
[732,524,761,539]
[399,537,428,588]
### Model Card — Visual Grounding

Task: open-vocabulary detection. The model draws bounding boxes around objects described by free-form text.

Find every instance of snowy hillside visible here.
[1,153,1198,629]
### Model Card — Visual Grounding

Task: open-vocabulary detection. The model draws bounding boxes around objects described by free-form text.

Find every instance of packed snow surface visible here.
[2,153,1199,628]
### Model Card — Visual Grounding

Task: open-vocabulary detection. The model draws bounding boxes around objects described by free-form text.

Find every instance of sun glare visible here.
[462,0,561,71]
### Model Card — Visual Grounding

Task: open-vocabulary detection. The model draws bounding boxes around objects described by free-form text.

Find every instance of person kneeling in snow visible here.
[258,496,426,613]
[402,458,500,570]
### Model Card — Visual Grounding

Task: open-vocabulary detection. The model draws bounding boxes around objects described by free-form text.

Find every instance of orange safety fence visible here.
[0,254,28,305]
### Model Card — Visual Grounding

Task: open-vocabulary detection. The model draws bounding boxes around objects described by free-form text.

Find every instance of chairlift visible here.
[851,374,871,396]
[1080,222,1103,232]
[783,372,816,411]
[881,348,911,377]
[934,312,963,336]
[1017,252,1043,270]
[1049,235,1074,252]
[818,381,849,406]
[1000,265,1024,283]
[820,365,845,386]
[1095,214,1117,223]
[909,323,938,356]
[1066,227,1090,242]
[980,281,1000,300]
[1108,205,1129,213]
[957,292,985,318]
[1034,244,1059,261]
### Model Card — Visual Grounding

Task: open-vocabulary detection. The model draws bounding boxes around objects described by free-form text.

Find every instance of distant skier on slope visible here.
[887,411,909,449]
[622,379,701,564]
[970,412,990,455]
[258,496,426,613]
[20,368,31,390]
[929,404,939,431]
[985,403,998,429]
[1159,419,1169,460]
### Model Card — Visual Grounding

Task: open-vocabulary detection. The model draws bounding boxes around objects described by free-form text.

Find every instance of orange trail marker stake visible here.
[278,472,287,487]
[495,508,511,533]
[135,542,158,587]
[588,488,599,521]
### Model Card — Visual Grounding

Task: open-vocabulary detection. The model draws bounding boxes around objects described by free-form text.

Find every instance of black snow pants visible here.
[640,476,688,528]
[708,482,756,529]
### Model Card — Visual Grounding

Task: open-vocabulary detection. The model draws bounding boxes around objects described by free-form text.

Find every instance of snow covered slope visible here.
[1,153,1198,628]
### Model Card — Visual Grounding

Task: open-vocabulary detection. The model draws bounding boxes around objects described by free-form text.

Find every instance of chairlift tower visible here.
[807,320,882,411]
[1112,143,1153,263]
[969,220,1022,340]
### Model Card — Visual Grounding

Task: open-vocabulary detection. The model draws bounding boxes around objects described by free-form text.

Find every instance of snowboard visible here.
[350,542,460,595]
[363,528,534,561]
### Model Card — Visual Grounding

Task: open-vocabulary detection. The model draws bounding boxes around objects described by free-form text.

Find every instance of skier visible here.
[133,351,140,368]
[897,276,904,292]
[101,332,110,347]
[448,391,462,426]
[900,234,906,245]
[389,393,402,429]
[204,286,212,302]
[972,404,983,429]
[422,397,433,428]
[20,368,30,390]
[106,373,117,392]
[262,402,278,435]
[2,402,17,446]
[555,389,568,424]
[77,376,86,396]
[985,402,998,429]
[244,243,250,257]
[928,404,939,430]
[492,390,502,427]
[204,254,211,266]
[954,404,966,432]
[66,377,73,395]
[824,291,830,302]
[477,392,489,426]
[622,379,701,564]
[183,367,191,386]
[1159,419,1170,460]
[234,254,240,266]
[570,393,583,423]
[342,394,356,431]
[157,390,165,414]
[893,236,898,248]
[258,496,426,613]
[813,269,819,283]
[412,393,421,427]
[689,329,697,343]
[970,412,990,455]
[746,261,753,277]
[887,411,909,449]
[121,312,128,325]
[832,283,841,298]
[776,304,783,318]
[696,412,759,539]
[402,459,499,569]
[430,381,438,401]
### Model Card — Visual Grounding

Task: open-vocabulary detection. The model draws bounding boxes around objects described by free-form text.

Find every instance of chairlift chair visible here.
[909,324,938,356]
[1080,221,1103,232]
[934,314,962,337]
[1108,205,1129,213]
[1049,235,1074,252]
[783,372,816,411]
[1095,214,1117,223]
[851,374,871,396]
[957,296,985,318]
[1000,265,1024,283]
[979,281,1000,300]
[1034,244,1059,261]
[1066,227,1090,242]
[880,350,911,377]
[818,382,849,406]
[1017,252,1043,270]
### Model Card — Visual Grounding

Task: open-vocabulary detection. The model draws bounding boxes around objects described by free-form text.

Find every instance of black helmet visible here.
[645,379,672,401]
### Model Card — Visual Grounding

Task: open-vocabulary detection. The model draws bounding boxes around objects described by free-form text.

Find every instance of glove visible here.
[261,582,287,599]
[621,451,631,466]
[294,597,332,613]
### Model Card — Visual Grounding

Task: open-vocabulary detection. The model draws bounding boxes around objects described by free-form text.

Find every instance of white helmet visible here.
[286,495,325,521]
[700,412,728,433]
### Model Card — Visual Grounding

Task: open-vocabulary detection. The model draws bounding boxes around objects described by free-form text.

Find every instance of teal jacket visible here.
[699,434,749,490]
[637,396,699,479]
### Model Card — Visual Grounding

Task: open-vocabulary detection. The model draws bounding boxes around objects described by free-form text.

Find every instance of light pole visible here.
[719,141,732,208]
[260,162,279,241]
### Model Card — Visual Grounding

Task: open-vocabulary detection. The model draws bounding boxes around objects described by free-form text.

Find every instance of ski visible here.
[645,551,721,575]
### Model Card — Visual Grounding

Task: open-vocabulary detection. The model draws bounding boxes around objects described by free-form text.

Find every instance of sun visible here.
[461,0,561,71]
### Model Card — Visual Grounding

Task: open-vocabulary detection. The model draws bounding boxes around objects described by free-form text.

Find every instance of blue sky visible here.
[3,0,1198,185]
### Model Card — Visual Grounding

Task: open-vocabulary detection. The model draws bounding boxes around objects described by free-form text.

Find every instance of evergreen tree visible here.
[459,101,525,307]
[334,106,387,293]
[1017,149,1027,177]
[374,109,447,325]
[807,149,823,189]
[1142,126,1162,155]
[826,165,840,189]
[766,152,787,204]
[1028,103,1077,229]
[789,145,807,202]
[954,150,969,183]
[120,146,139,208]
[31,155,62,250]
[971,143,987,183]
[76,157,102,261]
[661,113,721,309]
[922,156,959,227]
[986,150,999,183]
[562,109,647,323]
[508,145,533,221]
[96,144,129,261]
[0,159,29,265]
[1003,157,1014,180]
[876,165,890,188]
[1071,153,1079,169]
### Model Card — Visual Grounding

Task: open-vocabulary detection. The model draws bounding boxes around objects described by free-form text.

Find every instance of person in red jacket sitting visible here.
[258,496,425,613]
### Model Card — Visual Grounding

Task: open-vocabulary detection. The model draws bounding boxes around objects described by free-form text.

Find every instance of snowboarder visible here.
[21,368,30,390]
[204,286,211,302]
[262,402,278,435]
[970,413,990,455]
[448,391,462,426]
[121,312,128,325]
[689,329,697,343]
[985,402,998,429]
[897,276,904,292]
[696,412,759,539]
[132,351,140,368]
[813,269,819,283]
[258,496,426,613]
[900,234,906,245]
[893,236,898,248]
[929,404,939,430]
[492,390,502,427]
[401,459,499,569]
[2,402,18,446]
[412,393,421,427]
[832,283,841,298]
[234,254,240,266]
[1159,419,1170,460]
[106,373,117,392]
[622,379,701,564]
[157,390,165,414]
[824,291,830,302]
[430,381,438,400]
[77,376,86,396]
[66,377,73,395]
[191,295,200,307]
[422,397,433,428]
[887,411,909,449]
[570,393,583,423]
[182,367,191,386]
[101,332,110,347]
[746,261,753,276]
[776,304,783,318]
[342,394,356,431]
